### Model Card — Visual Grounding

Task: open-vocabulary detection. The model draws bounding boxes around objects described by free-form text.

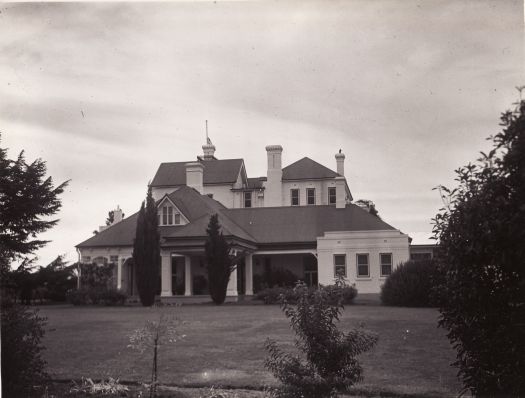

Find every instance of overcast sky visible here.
[1,1,523,266]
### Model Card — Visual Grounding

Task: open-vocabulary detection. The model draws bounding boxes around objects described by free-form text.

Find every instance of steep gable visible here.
[282,157,339,180]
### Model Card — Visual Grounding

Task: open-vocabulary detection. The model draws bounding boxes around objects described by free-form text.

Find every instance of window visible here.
[174,213,181,225]
[167,206,173,225]
[160,205,177,225]
[110,255,119,264]
[244,192,252,208]
[328,187,336,204]
[291,189,299,206]
[380,253,393,276]
[356,254,369,277]
[307,188,315,205]
[334,254,346,277]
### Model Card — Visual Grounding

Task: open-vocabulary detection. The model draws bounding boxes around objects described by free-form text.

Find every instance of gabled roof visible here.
[223,204,396,244]
[77,187,396,249]
[76,186,254,248]
[150,159,244,187]
[282,157,339,180]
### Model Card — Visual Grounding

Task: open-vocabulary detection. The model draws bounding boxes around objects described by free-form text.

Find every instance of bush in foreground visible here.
[1,303,48,397]
[432,97,525,396]
[380,259,437,307]
[265,279,376,398]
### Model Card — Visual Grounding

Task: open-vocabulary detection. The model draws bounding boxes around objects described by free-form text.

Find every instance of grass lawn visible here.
[38,303,461,397]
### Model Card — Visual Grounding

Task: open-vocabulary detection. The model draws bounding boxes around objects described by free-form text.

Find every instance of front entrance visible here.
[303,255,318,287]
[171,257,185,295]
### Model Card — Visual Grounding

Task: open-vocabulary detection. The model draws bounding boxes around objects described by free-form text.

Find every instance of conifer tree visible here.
[133,186,160,306]
[205,214,234,305]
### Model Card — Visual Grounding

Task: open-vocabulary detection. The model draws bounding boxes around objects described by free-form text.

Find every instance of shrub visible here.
[256,282,358,305]
[66,287,127,306]
[432,98,525,396]
[380,260,437,307]
[264,279,376,398]
[79,262,116,289]
[1,302,48,397]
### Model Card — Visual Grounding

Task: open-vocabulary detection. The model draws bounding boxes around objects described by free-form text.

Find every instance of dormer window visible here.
[159,205,182,226]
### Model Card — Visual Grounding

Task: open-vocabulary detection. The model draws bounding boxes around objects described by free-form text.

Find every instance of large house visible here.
[76,140,410,297]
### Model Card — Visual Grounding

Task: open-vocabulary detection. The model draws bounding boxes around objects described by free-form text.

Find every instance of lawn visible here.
[38,303,461,397]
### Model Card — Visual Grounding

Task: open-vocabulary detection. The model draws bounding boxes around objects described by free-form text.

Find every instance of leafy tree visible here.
[0,136,66,396]
[205,214,235,305]
[432,96,525,396]
[265,278,377,398]
[133,186,160,306]
[0,139,69,277]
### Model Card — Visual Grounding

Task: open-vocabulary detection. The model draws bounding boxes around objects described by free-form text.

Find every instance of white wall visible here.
[152,186,179,201]
[317,230,410,294]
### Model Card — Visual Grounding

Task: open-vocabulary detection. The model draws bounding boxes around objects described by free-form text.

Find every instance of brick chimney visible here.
[185,162,204,194]
[335,150,345,176]
[335,176,346,209]
[265,145,283,207]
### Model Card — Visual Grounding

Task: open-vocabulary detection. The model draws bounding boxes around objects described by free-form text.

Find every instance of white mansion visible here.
[76,141,410,297]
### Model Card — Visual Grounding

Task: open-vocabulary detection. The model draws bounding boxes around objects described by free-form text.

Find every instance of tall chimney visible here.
[335,176,346,209]
[265,145,283,207]
[185,162,204,194]
[113,206,123,224]
[335,150,345,176]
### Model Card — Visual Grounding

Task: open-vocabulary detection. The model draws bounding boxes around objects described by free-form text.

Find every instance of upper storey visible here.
[150,139,352,209]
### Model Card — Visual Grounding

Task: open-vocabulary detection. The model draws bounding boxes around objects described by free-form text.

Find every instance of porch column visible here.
[161,253,172,297]
[245,253,253,296]
[117,257,123,290]
[184,256,192,296]
[227,266,238,296]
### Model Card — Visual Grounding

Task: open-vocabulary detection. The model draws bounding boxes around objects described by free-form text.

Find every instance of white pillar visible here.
[117,257,123,290]
[245,254,253,296]
[184,256,192,296]
[161,253,172,297]
[227,266,238,296]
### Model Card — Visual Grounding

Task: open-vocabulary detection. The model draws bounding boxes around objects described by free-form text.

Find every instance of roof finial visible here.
[205,120,212,145]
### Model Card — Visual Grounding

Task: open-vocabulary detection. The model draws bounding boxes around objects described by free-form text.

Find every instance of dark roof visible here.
[77,186,254,248]
[247,177,266,189]
[223,204,396,244]
[282,157,339,180]
[77,188,397,249]
[150,159,244,187]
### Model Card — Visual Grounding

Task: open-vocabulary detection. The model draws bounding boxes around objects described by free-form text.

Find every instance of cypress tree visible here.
[133,186,160,306]
[205,214,234,305]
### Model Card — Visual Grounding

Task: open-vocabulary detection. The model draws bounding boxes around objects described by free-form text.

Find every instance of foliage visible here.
[432,97,525,396]
[1,303,48,397]
[106,209,125,226]
[380,260,437,307]
[205,214,235,305]
[256,282,357,305]
[133,186,160,307]
[0,136,69,277]
[79,262,116,289]
[66,286,127,306]
[69,377,129,396]
[264,278,377,397]
[128,308,186,398]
